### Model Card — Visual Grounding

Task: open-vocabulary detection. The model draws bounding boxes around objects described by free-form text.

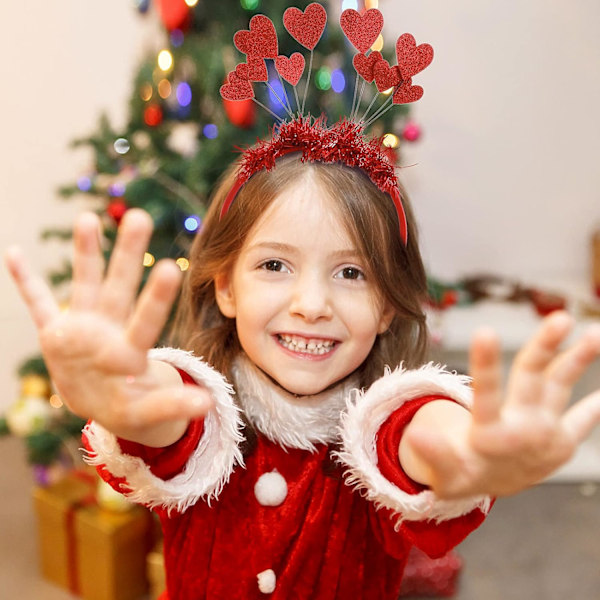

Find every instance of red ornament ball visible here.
[402,121,422,142]
[144,104,163,127]
[222,96,256,129]
[107,199,128,224]
[156,0,192,32]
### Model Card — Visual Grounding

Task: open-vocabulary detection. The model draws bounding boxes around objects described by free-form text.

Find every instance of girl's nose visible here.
[288,274,333,322]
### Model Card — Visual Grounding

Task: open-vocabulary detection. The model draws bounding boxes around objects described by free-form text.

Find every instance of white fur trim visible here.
[83,348,245,513]
[337,363,492,525]
[257,569,276,594]
[232,356,356,451]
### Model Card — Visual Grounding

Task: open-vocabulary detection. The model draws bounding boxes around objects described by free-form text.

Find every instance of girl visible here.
[5,154,600,600]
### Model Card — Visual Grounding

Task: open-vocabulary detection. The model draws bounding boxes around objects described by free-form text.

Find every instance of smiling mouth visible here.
[277,334,338,356]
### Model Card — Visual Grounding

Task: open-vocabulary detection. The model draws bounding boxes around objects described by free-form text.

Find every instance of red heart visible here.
[340,8,384,54]
[275,53,306,86]
[284,3,327,51]
[396,33,434,80]
[353,51,383,83]
[393,78,424,104]
[373,60,401,93]
[234,15,278,59]
[235,58,268,82]
[220,71,255,101]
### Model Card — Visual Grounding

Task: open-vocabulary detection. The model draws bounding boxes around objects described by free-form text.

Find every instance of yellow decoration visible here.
[21,374,51,398]
[158,49,174,72]
[382,133,399,149]
[143,252,155,267]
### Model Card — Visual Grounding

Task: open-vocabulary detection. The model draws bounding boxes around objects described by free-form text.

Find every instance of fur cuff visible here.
[83,348,245,513]
[337,363,491,525]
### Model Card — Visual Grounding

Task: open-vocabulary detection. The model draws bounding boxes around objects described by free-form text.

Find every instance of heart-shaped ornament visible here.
[283,3,327,51]
[393,78,424,104]
[234,15,278,59]
[373,60,401,92]
[235,58,268,82]
[353,51,383,83]
[395,33,434,80]
[340,8,384,54]
[220,71,255,101]
[275,53,306,86]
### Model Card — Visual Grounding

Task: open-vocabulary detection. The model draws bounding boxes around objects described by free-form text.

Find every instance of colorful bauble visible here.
[402,121,422,142]
[107,199,128,224]
[222,95,256,129]
[144,104,164,127]
[156,0,192,32]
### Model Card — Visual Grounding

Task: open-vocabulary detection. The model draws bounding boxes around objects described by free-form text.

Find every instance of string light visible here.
[382,87,394,96]
[365,0,379,8]
[371,34,384,52]
[158,79,172,99]
[241,0,260,9]
[49,395,63,409]
[315,67,331,91]
[114,138,130,155]
[143,252,155,267]
[77,176,93,192]
[176,82,192,107]
[203,124,219,139]
[140,83,153,102]
[158,49,174,72]
[170,29,185,47]
[184,215,201,232]
[185,0,198,6]
[331,69,346,94]
[382,133,399,148]
[176,258,190,271]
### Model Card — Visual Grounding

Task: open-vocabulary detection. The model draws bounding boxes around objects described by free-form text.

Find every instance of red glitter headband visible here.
[219,3,434,246]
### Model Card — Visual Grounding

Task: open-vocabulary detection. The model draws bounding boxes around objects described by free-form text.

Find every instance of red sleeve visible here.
[374,395,489,559]
[82,369,205,492]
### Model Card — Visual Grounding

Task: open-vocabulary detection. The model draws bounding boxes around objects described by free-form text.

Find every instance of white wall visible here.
[1,0,599,411]
[0,1,158,409]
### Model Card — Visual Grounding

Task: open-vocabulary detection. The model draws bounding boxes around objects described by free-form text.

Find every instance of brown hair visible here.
[171,155,429,387]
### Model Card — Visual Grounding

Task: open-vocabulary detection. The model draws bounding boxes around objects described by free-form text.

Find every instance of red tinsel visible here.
[220,117,408,244]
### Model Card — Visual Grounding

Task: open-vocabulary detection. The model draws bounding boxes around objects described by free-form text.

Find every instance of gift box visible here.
[33,471,153,600]
[146,543,167,600]
[399,546,463,598]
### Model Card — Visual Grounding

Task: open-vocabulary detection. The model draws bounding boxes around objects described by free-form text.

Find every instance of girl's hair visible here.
[171,154,429,388]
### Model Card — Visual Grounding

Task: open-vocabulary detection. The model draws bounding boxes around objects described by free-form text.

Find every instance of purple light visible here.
[184,215,201,232]
[170,29,185,47]
[331,69,346,94]
[77,176,92,192]
[268,80,287,114]
[176,82,192,107]
[203,124,218,139]
[108,182,126,197]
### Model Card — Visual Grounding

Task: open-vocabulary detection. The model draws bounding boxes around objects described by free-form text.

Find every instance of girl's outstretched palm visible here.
[405,311,600,498]
[5,210,212,446]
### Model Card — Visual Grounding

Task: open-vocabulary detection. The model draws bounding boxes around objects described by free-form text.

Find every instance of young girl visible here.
[5,150,600,599]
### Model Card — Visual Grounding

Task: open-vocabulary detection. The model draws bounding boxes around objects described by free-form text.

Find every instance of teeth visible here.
[278,335,336,355]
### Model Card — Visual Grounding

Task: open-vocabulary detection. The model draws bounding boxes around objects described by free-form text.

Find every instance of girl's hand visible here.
[4,210,212,447]
[402,311,600,498]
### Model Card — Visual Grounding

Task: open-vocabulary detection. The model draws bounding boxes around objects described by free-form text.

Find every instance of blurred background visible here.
[0,0,599,599]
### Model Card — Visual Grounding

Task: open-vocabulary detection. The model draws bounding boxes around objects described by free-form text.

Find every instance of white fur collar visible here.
[231,356,358,452]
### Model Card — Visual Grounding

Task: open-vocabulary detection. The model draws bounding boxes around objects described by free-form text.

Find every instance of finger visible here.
[4,246,60,329]
[507,311,574,406]
[562,390,600,443]
[126,259,183,351]
[71,212,105,310]
[124,384,214,427]
[544,324,600,411]
[469,327,504,423]
[99,209,153,322]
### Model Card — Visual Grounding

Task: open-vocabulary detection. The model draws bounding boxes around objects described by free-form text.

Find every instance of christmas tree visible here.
[2,0,420,475]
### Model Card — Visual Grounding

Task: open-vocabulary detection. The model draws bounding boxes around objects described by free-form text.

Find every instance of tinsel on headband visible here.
[219,3,434,246]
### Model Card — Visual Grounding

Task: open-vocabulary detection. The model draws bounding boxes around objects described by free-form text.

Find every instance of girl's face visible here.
[215,175,393,396]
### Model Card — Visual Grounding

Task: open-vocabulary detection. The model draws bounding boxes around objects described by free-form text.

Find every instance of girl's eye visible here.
[335,266,365,280]
[260,259,289,273]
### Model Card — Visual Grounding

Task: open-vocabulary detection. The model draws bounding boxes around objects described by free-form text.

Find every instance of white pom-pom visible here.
[257,569,276,594]
[254,471,288,507]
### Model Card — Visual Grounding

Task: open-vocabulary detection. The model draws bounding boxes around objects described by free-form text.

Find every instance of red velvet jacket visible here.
[82,350,491,600]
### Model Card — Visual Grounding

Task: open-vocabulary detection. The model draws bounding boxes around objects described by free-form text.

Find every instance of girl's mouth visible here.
[276,334,337,356]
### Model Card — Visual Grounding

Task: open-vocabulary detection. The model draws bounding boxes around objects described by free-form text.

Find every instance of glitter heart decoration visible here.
[220,71,255,101]
[235,58,268,82]
[234,15,278,59]
[373,60,401,93]
[395,33,434,80]
[393,78,424,104]
[340,8,384,54]
[353,51,383,83]
[275,53,306,86]
[283,3,327,51]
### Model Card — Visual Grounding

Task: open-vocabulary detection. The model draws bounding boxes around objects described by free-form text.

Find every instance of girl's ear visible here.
[377,302,395,335]
[214,271,237,318]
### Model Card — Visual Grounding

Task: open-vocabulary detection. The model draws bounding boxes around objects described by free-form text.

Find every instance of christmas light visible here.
[241,0,260,10]
[176,82,192,107]
[176,258,190,271]
[77,176,93,192]
[382,86,394,96]
[382,133,399,148]
[371,34,384,52]
[365,0,379,8]
[185,0,198,6]
[108,182,127,197]
[158,79,172,99]
[315,67,331,91]
[331,69,346,93]
[114,138,130,155]
[49,395,63,409]
[341,0,358,10]
[184,215,201,232]
[140,83,153,102]
[171,29,185,47]
[203,124,219,139]
[143,252,155,267]
[158,49,174,72]
[268,80,287,113]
